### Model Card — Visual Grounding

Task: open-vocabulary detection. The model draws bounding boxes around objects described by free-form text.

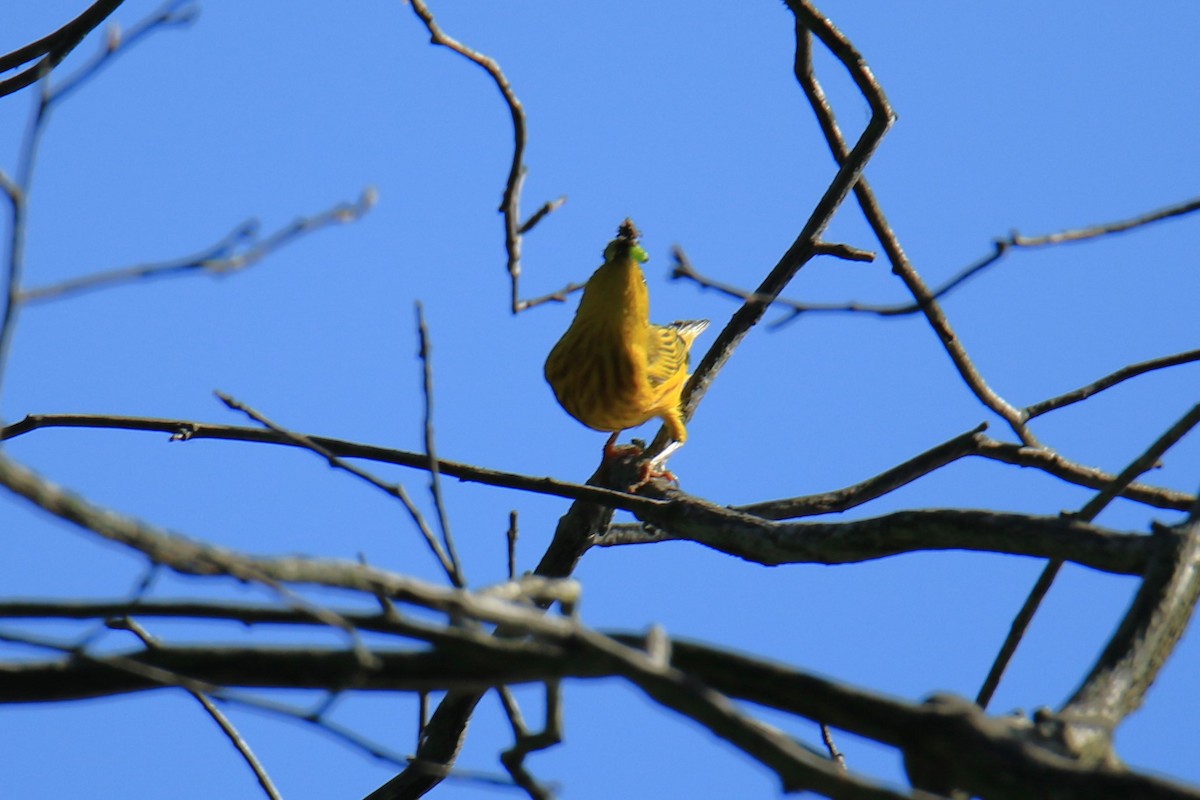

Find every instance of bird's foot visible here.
[628,460,679,492]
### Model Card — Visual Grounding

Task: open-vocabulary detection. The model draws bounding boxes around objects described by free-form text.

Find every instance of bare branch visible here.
[43,1,199,106]
[518,195,567,235]
[1057,515,1200,763]
[497,684,561,800]
[215,391,459,585]
[643,636,1200,800]
[507,511,519,581]
[513,279,586,312]
[648,0,895,459]
[1011,196,1200,247]
[20,190,376,304]
[1024,348,1200,421]
[977,401,1200,709]
[0,412,668,516]
[107,617,283,800]
[738,424,990,519]
[404,0,565,315]
[4,412,1194,520]
[0,171,29,407]
[686,196,1200,327]
[8,595,1200,800]
[820,723,847,772]
[0,0,196,406]
[0,452,582,633]
[599,501,1149,577]
[0,0,126,99]
[670,241,875,313]
[796,25,1035,443]
[368,455,622,799]
[415,302,465,587]
[973,435,1193,512]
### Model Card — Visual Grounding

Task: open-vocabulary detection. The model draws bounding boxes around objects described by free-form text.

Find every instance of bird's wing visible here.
[645,320,708,389]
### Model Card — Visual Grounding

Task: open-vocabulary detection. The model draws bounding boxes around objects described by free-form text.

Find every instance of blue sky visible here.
[1,2,1198,798]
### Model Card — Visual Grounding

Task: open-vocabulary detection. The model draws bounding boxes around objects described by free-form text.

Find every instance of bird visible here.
[544,219,708,479]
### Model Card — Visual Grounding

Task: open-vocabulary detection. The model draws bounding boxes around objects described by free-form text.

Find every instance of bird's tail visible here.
[667,319,710,345]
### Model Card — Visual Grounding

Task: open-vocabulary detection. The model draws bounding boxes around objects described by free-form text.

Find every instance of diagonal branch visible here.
[1055,514,1200,763]
[1024,348,1200,421]
[106,616,283,800]
[651,0,895,458]
[785,1,1034,445]
[414,302,465,586]
[215,391,459,586]
[976,401,1200,709]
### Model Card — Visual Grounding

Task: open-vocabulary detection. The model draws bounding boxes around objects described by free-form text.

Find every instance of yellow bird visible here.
[545,219,708,475]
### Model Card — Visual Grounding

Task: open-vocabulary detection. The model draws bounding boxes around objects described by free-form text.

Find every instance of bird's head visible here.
[604,218,649,265]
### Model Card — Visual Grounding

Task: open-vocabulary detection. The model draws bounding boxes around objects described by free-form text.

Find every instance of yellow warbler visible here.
[545,219,708,472]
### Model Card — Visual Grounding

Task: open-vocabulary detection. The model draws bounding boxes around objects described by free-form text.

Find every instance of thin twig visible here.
[405,0,565,314]
[497,684,561,800]
[214,391,458,585]
[787,2,1034,446]
[20,189,376,304]
[819,723,846,772]
[189,692,284,800]
[513,280,586,312]
[680,196,1200,326]
[976,401,1200,709]
[0,172,29,408]
[1012,196,1200,246]
[737,424,989,519]
[0,0,126,99]
[0,1,196,408]
[418,692,429,747]
[507,511,519,580]
[518,196,567,235]
[649,0,895,459]
[42,1,199,106]
[107,617,283,800]
[1024,348,1200,420]
[415,302,465,587]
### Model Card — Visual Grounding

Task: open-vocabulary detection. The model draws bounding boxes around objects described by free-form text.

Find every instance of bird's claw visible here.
[628,461,678,492]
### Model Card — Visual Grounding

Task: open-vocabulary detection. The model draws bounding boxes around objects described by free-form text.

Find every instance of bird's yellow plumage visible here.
[545,219,708,468]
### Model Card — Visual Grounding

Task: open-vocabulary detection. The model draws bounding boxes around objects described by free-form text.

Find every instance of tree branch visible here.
[1055,515,1200,763]
[646,0,896,461]
[976,401,1200,709]
[1024,348,1200,421]
[0,413,666,516]
[404,0,567,314]
[600,500,1150,576]
[0,0,126,99]
[673,197,1200,327]
[784,0,1034,445]
[19,190,375,304]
